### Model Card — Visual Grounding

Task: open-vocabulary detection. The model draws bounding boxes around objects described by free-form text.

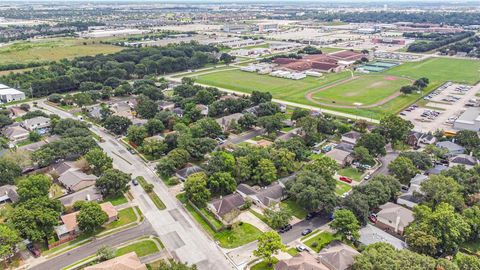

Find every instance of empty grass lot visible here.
[311,75,411,106]
[103,207,137,230]
[214,223,263,249]
[338,167,363,182]
[194,69,351,101]
[0,38,123,65]
[116,239,160,257]
[280,198,308,219]
[303,231,339,252]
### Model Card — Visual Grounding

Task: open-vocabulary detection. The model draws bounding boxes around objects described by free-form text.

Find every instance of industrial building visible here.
[0,84,26,103]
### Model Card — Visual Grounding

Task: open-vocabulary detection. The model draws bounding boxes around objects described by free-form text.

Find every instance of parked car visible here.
[27,243,41,257]
[339,176,353,184]
[363,174,371,180]
[296,245,308,252]
[279,224,292,233]
[306,212,318,220]
[132,178,139,186]
[301,229,312,236]
[368,214,377,223]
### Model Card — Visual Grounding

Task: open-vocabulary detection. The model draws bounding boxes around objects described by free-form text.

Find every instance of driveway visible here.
[29,221,155,270]
[371,151,398,179]
[281,215,330,244]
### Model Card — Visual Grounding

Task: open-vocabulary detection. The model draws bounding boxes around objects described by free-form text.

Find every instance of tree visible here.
[206,151,235,174]
[414,77,429,89]
[406,203,470,255]
[400,85,418,95]
[352,146,375,166]
[220,53,235,64]
[264,207,292,229]
[96,245,116,262]
[154,259,198,270]
[253,231,285,266]
[303,156,338,180]
[95,169,130,197]
[156,157,177,178]
[455,253,480,270]
[288,171,337,213]
[28,131,41,142]
[0,114,12,128]
[270,148,296,176]
[207,172,236,196]
[404,229,440,256]
[184,172,211,208]
[356,133,387,157]
[388,156,419,184]
[455,130,480,153]
[103,115,132,135]
[420,175,465,210]
[330,209,360,241]
[238,113,257,130]
[127,125,148,146]
[84,148,113,176]
[378,114,414,143]
[258,113,284,134]
[0,159,22,185]
[135,95,158,119]
[77,202,108,233]
[190,118,222,138]
[274,137,309,161]
[144,118,165,136]
[463,205,480,240]
[291,108,310,121]
[250,91,272,104]
[139,139,167,160]
[252,158,277,186]
[0,225,20,260]
[17,174,52,202]
[399,151,433,170]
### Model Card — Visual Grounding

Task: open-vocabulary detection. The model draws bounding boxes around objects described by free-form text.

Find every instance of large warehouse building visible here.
[453,108,480,131]
[0,84,25,103]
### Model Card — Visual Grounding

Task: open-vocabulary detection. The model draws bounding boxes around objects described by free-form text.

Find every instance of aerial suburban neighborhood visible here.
[0,1,479,270]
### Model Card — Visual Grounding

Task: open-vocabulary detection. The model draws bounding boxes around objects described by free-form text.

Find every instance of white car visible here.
[296,245,308,252]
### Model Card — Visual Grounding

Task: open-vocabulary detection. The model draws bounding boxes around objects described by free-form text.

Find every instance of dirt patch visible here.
[384,76,398,81]
[370,81,388,88]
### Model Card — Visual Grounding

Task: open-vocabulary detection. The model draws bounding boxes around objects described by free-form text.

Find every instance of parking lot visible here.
[400,82,480,132]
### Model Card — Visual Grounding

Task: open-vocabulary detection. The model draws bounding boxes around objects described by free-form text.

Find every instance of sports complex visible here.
[188,56,480,119]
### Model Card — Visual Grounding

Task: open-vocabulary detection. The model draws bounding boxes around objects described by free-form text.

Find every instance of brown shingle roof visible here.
[210,193,245,217]
[275,252,329,270]
[318,240,359,270]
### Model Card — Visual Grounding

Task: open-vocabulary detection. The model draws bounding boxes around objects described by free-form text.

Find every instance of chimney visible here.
[86,194,91,201]
[395,215,401,234]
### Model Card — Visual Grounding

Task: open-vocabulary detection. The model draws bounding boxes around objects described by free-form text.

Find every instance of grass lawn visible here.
[335,181,352,196]
[0,38,123,65]
[194,68,351,102]
[0,203,13,223]
[461,241,480,255]
[199,207,224,230]
[311,75,412,106]
[136,176,166,210]
[49,183,65,199]
[249,209,269,225]
[303,231,339,252]
[103,207,137,230]
[214,223,263,249]
[286,247,299,256]
[250,258,279,270]
[103,194,128,206]
[116,239,159,257]
[280,198,308,219]
[338,167,363,182]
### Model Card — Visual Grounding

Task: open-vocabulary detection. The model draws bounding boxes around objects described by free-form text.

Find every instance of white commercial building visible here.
[453,108,480,131]
[0,84,25,103]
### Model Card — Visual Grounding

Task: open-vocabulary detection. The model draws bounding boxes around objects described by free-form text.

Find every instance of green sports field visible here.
[191,57,480,119]
[310,75,412,106]
[194,69,351,101]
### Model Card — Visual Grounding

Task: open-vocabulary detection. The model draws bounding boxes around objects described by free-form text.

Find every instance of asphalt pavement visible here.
[280,215,330,244]
[30,221,155,270]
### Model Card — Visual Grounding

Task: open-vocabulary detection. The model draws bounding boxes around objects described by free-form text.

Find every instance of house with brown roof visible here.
[275,252,329,270]
[317,240,359,270]
[58,170,98,192]
[0,185,19,203]
[9,106,27,118]
[2,125,29,142]
[54,202,118,240]
[85,252,147,270]
[375,202,414,236]
[341,131,362,145]
[208,193,245,219]
[325,148,352,167]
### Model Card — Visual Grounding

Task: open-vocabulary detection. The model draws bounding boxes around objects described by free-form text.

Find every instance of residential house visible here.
[51,161,80,176]
[175,164,204,181]
[196,104,209,116]
[237,183,286,208]
[58,170,98,192]
[341,131,362,145]
[317,240,360,270]
[85,252,147,270]
[275,252,329,270]
[158,101,175,111]
[59,186,103,207]
[375,202,414,236]
[0,185,19,203]
[426,164,449,175]
[335,142,355,153]
[397,174,427,208]
[9,106,27,118]
[449,154,479,168]
[22,116,51,132]
[172,107,184,118]
[325,148,352,167]
[3,125,29,142]
[17,140,46,152]
[359,224,408,250]
[54,202,118,240]
[436,141,465,157]
[208,193,245,219]
[215,113,244,131]
[86,105,103,119]
[406,131,436,147]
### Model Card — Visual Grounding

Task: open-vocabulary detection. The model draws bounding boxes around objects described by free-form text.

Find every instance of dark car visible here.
[278,224,292,233]
[132,178,139,186]
[301,229,312,236]
[306,212,317,220]
[27,243,41,257]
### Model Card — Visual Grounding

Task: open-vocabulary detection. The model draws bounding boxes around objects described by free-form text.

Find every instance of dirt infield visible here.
[305,75,413,109]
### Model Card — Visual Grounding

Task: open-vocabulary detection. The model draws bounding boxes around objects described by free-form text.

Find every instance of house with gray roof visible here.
[426,164,449,175]
[208,193,245,219]
[215,113,244,131]
[318,240,360,270]
[3,125,29,142]
[22,116,51,131]
[449,154,479,168]
[175,164,204,181]
[237,183,286,208]
[0,185,18,203]
[436,141,465,157]
[375,202,414,236]
[359,224,408,250]
[397,174,427,209]
[58,170,98,192]
[59,186,103,207]
[341,131,362,145]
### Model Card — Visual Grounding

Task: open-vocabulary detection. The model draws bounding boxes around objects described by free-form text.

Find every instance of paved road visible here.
[281,215,330,244]
[30,221,155,270]
[372,151,399,178]
[224,128,265,145]
[38,101,236,270]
